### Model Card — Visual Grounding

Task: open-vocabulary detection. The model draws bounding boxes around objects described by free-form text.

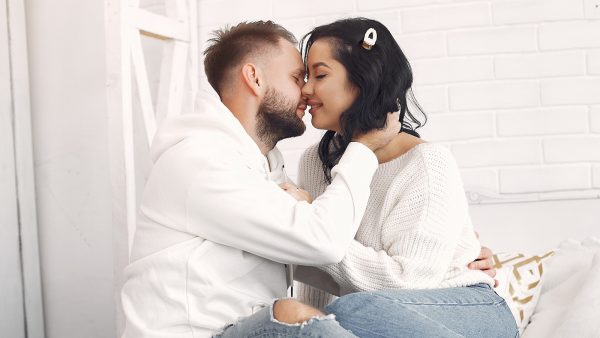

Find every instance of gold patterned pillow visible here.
[492,251,554,333]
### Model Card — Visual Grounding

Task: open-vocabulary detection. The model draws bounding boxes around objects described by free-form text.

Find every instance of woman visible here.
[294,18,518,337]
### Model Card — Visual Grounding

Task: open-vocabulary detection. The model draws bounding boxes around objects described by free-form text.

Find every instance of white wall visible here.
[197,0,600,249]
[25,0,115,337]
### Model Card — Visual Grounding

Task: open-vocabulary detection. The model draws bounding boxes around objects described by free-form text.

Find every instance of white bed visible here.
[468,194,600,337]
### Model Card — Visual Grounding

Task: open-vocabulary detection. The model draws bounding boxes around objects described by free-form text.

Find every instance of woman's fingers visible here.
[477,246,493,260]
[469,246,497,280]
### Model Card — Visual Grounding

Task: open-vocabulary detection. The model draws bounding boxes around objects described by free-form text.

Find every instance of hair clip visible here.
[362,28,377,50]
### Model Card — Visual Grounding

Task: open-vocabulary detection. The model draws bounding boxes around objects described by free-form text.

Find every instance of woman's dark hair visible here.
[301,18,426,182]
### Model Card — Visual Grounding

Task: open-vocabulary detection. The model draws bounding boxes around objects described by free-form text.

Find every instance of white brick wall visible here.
[496,107,588,136]
[449,81,539,111]
[592,107,600,133]
[499,165,590,193]
[451,140,542,168]
[199,0,272,26]
[421,112,495,141]
[447,26,537,56]
[273,0,353,19]
[412,57,494,85]
[460,168,498,192]
[395,32,446,59]
[585,0,600,19]
[492,0,583,25]
[197,0,600,200]
[544,137,600,162]
[539,21,600,50]
[589,50,600,74]
[410,85,447,113]
[541,78,600,105]
[494,51,585,79]
[401,3,490,33]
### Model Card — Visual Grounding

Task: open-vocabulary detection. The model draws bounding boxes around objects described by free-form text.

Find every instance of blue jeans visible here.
[213,299,357,338]
[326,283,518,338]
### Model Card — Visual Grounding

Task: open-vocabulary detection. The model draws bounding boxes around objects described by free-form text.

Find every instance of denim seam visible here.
[362,291,505,307]
[335,301,464,338]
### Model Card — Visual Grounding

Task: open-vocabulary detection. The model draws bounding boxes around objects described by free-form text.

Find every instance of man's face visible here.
[256,40,307,145]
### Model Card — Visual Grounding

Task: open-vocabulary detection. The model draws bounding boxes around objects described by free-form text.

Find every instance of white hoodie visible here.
[120,92,379,338]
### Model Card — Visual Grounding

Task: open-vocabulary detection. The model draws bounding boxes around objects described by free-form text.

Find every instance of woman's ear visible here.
[241,63,263,97]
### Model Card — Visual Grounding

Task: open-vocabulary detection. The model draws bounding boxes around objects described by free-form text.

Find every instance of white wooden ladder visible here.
[105,0,199,333]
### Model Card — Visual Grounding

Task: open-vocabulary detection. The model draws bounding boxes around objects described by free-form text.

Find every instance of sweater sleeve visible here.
[319,148,468,292]
[181,142,378,266]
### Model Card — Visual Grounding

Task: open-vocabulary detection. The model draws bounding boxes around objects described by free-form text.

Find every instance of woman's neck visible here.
[374,132,425,164]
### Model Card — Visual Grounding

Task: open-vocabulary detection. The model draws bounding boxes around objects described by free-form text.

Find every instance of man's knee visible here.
[273,299,324,324]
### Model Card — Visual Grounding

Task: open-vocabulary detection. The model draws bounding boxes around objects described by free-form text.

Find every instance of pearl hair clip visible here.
[362,28,377,50]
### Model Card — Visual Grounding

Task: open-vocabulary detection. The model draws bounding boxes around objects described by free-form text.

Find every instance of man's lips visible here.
[296,104,307,118]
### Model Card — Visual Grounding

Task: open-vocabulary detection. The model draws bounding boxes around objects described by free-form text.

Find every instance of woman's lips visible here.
[308,104,322,114]
[308,103,322,114]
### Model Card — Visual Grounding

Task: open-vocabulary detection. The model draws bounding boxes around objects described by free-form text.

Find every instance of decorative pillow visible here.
[492,251,554,333]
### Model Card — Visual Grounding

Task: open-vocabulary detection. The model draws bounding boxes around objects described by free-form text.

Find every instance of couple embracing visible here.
[121,18,518,338]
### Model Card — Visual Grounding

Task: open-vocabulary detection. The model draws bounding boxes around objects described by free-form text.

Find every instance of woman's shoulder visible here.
[394,143,461,182]
[410,143,457,167]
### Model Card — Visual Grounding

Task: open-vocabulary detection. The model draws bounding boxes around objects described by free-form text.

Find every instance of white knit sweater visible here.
[296,142,494,308]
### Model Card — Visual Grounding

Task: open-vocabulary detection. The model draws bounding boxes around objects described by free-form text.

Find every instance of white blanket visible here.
[523,238,600,338]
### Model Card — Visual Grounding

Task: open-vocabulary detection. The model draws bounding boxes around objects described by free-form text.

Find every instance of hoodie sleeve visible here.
[180,142,378,266]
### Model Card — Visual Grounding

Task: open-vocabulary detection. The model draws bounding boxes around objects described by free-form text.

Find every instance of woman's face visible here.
[302,39,358,133]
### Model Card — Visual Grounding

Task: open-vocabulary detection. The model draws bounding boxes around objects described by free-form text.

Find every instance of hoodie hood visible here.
[150,90,264,165]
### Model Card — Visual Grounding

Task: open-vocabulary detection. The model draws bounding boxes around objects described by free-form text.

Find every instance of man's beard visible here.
[256,87,306,150]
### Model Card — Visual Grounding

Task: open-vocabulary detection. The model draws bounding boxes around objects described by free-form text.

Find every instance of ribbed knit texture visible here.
[296,142,494,308]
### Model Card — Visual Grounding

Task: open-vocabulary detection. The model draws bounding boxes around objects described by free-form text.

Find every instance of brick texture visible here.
[544,137,600,162]
[499,165,590,193]
[496,107,588,136]
[196,0,600,198]
[494,51,585,79]
[449,81,539,111]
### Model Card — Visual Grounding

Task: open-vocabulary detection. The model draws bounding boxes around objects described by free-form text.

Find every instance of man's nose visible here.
[301,80,312,96]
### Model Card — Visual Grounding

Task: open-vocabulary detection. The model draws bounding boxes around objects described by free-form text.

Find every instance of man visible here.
[121,21,400,338]
[121,21,496,338]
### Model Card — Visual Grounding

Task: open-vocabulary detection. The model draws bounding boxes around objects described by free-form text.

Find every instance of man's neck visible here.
[222,97,273,155]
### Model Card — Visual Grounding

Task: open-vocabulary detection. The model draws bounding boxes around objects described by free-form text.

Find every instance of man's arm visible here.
[183,141,378,266]
[180,112,401,265]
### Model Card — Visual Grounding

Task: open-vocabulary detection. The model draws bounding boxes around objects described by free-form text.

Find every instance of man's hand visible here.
[280,182,313,203]
[353,111,401,152]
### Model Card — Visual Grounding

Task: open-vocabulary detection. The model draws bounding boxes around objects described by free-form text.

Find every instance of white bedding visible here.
[522,238,600,338]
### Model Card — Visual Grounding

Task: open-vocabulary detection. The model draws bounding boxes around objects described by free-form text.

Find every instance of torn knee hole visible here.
[272,299,328,325]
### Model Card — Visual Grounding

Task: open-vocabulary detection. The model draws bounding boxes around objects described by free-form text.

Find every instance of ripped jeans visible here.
[212,299,357,338]
[213,284,516,338]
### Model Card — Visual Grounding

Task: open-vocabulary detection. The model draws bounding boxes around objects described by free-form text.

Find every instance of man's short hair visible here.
[203,21,297,95]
